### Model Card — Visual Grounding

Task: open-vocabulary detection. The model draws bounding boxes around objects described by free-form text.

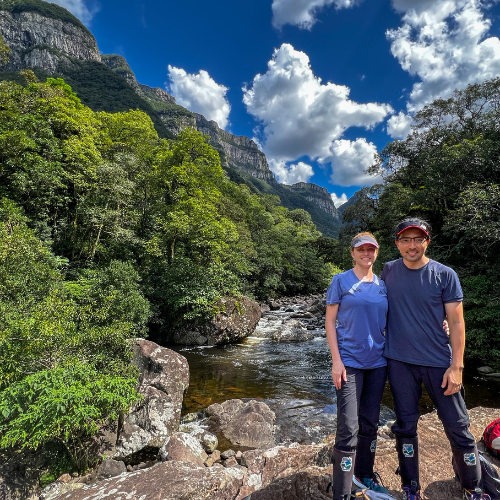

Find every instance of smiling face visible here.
[351,243,378,269]
[395,228,429,266]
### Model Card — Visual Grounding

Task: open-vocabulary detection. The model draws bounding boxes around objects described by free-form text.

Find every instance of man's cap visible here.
[396,219,430,238]
[352,235,379,249]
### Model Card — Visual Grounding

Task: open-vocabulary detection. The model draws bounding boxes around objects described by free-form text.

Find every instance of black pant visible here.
[335,365,387,451]
[387,359,475,449]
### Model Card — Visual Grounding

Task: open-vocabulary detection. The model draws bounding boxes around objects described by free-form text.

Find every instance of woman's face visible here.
[351,244,378,268]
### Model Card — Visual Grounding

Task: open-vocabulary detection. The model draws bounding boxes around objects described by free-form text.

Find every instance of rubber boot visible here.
[452,445,481,491]
[332,447,356,500]
[355,434,377,479]
[396,436,420,489]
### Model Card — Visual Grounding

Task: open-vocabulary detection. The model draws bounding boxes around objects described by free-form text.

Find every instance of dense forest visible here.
[0,74,338,478]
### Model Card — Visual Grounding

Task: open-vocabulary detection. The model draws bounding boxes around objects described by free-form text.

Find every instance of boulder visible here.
[45,461,245,500]
[95,459,126,480]
[307,298,326,317]
[478,366,494,375]
[207,399,275,449]
[114,340,190,460]
[172,296,262,345]
[271,320,314,342]
[159,432,208,467]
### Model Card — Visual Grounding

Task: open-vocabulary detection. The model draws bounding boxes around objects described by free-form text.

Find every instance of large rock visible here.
[207,399,276,449]
[114,340,189,460]
[271,320,314,342]
[172,296,261,346]
[44,461,245,500]
[159,432,208,467]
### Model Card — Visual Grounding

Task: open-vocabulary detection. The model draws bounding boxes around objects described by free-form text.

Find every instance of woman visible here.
[326,232,389,500]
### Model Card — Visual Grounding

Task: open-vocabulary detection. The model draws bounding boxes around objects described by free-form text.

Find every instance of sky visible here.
[51,0,500,205]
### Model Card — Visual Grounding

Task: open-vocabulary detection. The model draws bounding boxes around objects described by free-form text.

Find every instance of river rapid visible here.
[170,296,500,446]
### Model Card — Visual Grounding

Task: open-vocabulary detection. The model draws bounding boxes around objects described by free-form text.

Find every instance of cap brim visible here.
[396,225,429,237]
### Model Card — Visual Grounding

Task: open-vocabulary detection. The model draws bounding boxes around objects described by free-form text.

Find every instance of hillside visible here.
[0,0,341,237]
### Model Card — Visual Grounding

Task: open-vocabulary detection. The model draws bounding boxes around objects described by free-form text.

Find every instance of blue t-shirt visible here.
[326,269,388,369]
[381,259,463,368]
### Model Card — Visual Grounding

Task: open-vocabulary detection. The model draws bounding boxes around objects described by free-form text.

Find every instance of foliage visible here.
[0,363,140,470]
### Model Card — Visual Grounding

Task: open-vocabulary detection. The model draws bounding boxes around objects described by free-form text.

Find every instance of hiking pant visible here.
[335,365,387,452]
[387,359,475,449]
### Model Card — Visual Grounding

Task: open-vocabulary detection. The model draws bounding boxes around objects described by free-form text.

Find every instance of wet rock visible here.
[95,459,126,480]
[307,298,327,317]
[207,399,276,449]
[192,429,218,453]
[478,366,494,374]
[159,432,208,467]
[291,312,315,319]
[172,296,261,346]
[272,320,314,342]
[182,412,200,423]
[114,340,189,460]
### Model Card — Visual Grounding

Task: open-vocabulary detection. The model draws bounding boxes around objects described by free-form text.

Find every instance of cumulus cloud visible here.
[167,66,231,129]
[387,111,413,139]
[243,43,392,170]
[331,192,348,207]
[50,0,98,24]
[388,0,500,113]
[272,0,359,29]
[269,159,314,184]
[322,138,381,186]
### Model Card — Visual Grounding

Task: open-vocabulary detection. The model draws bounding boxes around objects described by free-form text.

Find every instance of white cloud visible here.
[167,66,231,130]
[331,192,348,207]
[388,0,500,113]
[50,0,98,24]
[269,159,314,184]
[322,138,381,186]
[243,43,392,167]
[272,0,359,29]
[387,111,413,139]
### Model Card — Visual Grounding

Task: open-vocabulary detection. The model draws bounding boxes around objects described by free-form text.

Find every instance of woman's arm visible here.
[325,303,346,389]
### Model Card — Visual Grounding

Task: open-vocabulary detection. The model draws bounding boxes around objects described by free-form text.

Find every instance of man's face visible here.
[395,228,429,263]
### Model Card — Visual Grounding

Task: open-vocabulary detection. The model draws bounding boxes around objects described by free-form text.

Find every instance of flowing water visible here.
[169,299,500,446]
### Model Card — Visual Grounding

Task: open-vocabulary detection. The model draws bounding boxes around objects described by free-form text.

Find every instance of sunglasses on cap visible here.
[395,219,430,238]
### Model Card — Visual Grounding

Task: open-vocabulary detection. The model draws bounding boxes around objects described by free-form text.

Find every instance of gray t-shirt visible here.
[381,259,463,368]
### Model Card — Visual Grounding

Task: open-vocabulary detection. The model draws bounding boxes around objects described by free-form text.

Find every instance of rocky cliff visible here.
[0,2,99,73]
[287,183,339,219]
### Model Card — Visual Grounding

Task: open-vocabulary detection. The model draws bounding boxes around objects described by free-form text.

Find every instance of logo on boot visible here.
[402,444,414,458]
[370,440,377,453]
[341,457,353,471]
[464,453,477,466]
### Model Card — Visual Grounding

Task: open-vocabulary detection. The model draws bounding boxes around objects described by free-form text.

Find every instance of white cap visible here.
[352,235,379,249]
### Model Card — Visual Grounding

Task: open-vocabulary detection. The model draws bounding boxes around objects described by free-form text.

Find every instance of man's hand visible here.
[441,365,463,396]
[332,360,347,390]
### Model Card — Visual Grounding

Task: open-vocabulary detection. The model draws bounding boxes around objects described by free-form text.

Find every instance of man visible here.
[381,218,489,500]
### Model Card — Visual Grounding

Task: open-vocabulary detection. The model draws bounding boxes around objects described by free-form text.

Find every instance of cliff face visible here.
[288,182,339,219]
[0,10,100,72]
[194,113,274,181]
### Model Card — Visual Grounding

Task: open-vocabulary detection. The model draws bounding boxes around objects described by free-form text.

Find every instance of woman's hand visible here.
[332,359,347,390]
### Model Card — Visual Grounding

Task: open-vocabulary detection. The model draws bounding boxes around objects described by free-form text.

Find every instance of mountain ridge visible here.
[0,0,341,236]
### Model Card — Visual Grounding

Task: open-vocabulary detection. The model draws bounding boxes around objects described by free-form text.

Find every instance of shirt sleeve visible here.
[326,274,343,305]
[442,269,464,303]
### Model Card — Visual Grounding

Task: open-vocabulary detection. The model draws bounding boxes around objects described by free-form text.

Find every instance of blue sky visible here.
[53,0,500,205]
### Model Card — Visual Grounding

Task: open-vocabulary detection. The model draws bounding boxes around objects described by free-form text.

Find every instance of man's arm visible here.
[441,301,465,396]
